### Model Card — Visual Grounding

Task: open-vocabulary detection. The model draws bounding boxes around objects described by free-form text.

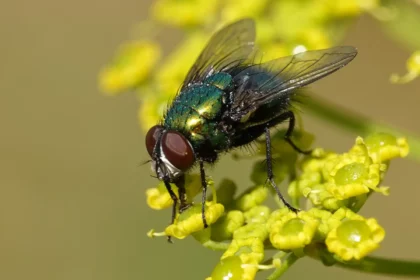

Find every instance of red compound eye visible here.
[145,125,163,157]
[161,131,195,171]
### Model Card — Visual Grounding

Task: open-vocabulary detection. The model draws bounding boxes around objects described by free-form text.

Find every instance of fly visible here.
[145,18,357,233]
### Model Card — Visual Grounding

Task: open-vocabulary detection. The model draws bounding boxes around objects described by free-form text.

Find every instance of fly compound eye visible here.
[145,125,163,157]
[161,131,195,171]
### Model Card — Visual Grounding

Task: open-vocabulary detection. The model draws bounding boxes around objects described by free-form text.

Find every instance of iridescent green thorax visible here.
[164,73,233,151]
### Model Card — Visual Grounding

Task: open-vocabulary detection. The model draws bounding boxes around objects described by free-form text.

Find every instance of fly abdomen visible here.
[228,66,291,125]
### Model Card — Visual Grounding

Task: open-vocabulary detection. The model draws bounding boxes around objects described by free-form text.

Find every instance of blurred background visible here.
[1,0,419,279]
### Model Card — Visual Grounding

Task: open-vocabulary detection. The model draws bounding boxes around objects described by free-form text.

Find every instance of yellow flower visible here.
[235,185,268,211]
[271,1,328,42]
[363,133,409,163]
[357,0,381,11]
[291,134,402,212]
[391,50,420,84]
[243,205,271,224]
[291,152,345,210]
[290,154,328,200]
[320,0,379,18]
[308,185,350,211]
[407,50,420,73]
[306,208,333,241]
[211,210,245,241]
[324,138,391,198]
[145,174,202,209]
[233,223,269,241]
[209,256,245,280]
[327,162,385,199]
[268,209,319,250]
[152,0,219,27]
[165,201,224,239]
[222,238,265,280]
[99,40,160,95]
[326,208,385,261]
[146,182,174,210]
[322,0,362,17]
[221,0,268,22]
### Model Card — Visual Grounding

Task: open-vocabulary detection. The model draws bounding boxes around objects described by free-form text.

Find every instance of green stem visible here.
[192,230,230,251]
[304,96,420,162]
[266,253,299,280]
[308,245,420,277]
[201,239,230,251]
[337,256,420,277]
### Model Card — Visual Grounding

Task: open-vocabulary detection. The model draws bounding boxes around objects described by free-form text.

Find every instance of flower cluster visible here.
[290,133,408,212]
[145,132,408,279]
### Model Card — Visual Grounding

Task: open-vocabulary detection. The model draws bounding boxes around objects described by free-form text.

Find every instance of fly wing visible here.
[229,46,357,121]
[180,18,256,91]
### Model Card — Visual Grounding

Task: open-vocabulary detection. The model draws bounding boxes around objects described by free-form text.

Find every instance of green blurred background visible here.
[1,0,419,279]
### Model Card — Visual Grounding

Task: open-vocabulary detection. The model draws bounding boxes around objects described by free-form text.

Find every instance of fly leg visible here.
[230,110,311,212]
[230,111,311,153]
[163,180,178,243]
[265,126,299,213]
[283,111,312,155]
[175,175,190,213]
[199,160,209,228]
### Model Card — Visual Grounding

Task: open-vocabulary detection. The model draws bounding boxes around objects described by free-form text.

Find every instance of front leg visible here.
[265,126,299,213]
[174,175,190,213]
[163,180,178,243]
[199,160,209,228]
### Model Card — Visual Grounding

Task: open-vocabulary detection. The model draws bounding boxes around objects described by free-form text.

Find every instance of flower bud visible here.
[326,208,385,260]
[165,202,224,239]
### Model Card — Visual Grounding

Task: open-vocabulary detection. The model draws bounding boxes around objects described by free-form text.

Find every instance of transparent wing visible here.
[230,46,357,117]
[180,18,256,91]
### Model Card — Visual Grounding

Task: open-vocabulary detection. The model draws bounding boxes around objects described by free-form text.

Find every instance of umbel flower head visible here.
[208,256,245,280]
[289,133,408,212]
[267,208,319,250]
[99,40,160,95]
[146,174,202,210]
[325,208,385,261]
[144,132,408,279]
[165,201,225,239]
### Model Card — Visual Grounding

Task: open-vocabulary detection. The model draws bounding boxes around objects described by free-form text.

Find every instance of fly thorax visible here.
[204,72,233,91]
